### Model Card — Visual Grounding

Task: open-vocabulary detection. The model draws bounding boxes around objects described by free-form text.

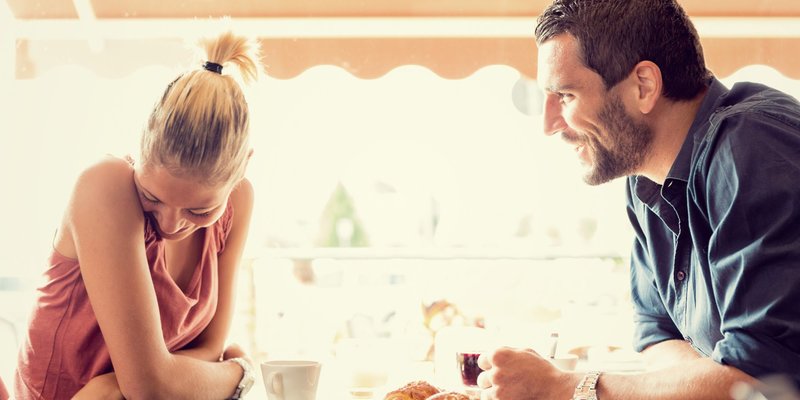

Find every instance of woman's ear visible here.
[631,61,662,114]
[233,149,255,188]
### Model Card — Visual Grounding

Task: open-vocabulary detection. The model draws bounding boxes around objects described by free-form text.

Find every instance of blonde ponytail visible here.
[140,31,260,186]
[201,31,259,84]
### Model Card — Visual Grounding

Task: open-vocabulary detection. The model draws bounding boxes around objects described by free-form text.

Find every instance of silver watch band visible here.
[227,357,255,400]
[573,371,602,400]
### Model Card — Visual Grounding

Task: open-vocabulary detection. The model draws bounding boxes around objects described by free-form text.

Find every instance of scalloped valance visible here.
[5,0,800,80]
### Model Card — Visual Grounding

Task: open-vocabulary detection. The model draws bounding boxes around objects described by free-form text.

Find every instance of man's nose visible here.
[542,94,567,136]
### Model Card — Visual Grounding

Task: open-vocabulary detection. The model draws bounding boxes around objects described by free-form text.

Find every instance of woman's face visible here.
[133,163,232,241]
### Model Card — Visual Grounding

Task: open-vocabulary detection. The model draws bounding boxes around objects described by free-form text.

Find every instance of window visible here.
[2,3,800,394]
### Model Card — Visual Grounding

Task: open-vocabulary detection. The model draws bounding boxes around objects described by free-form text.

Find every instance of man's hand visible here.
[72,372,124,400]
[476,346,579,400]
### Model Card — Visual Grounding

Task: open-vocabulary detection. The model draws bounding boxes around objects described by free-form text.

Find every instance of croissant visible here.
[426,391,471,400]
[383,380,441,400]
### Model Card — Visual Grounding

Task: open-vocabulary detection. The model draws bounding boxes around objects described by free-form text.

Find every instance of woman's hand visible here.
[72,372,124,400]
[477,347,579,400]
[221,343,254,369]
[71,344,252,400]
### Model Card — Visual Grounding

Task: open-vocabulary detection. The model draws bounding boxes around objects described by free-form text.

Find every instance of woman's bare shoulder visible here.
[78,155,134,182]
[68,156,142,226]
[69,156,135,198]
[56,156,142,257]
[230,177,254,210]
[227,177,254,230]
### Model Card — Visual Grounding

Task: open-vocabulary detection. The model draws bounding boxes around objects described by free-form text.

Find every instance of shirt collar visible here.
[665,77,729,183]
[633,77,729,204]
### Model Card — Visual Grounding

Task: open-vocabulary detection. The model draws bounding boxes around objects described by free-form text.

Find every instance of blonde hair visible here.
[140,31,259,186]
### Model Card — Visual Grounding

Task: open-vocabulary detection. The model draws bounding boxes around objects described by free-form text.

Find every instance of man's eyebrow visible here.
[545,83,580,93]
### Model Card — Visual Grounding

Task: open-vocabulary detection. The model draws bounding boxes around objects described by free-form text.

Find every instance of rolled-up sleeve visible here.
[701,110,800,384]
[625,182,682,352]
[630,246,682,352]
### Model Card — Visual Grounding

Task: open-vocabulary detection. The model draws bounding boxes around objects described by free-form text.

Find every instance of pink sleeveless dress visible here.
[0,375,8,400]
[14,198,234,399]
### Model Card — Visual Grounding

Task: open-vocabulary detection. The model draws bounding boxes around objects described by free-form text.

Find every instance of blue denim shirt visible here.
[626,77,800,385]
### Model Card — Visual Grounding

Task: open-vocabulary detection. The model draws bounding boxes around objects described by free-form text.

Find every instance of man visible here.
[477,0,800,398]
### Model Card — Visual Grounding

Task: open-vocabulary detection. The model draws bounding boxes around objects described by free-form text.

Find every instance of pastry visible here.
[426,391,471,400]
[384,380,441,400]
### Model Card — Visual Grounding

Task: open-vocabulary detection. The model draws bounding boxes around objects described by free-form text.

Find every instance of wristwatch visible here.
[573,371,601,400]
[227,357,255,399]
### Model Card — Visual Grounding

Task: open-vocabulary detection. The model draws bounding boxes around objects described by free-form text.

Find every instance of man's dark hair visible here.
[535,0,711,100]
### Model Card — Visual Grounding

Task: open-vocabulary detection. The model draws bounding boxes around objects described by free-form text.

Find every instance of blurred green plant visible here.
[315,182,370,247]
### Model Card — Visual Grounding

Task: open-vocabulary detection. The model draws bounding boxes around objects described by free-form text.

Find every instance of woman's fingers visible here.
[477,351,493,371]
[222,343,245,359]
[477,368,494,389]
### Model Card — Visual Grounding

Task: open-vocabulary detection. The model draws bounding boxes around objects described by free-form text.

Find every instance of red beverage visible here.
[456,352,482,387]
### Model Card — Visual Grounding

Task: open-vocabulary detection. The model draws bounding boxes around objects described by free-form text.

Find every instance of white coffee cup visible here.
[549,354,579,371]
[261,360,322,400]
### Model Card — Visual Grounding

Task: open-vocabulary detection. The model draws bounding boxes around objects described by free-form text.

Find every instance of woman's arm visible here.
[175,178,255,362]
[69,159,253,400]
[74,343,254,400]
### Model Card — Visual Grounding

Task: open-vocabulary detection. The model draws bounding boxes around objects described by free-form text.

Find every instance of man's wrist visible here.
[573,371,602,400]
[559,371,584,400]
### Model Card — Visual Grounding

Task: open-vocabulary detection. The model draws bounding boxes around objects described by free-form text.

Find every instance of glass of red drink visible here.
[456,351,482,387]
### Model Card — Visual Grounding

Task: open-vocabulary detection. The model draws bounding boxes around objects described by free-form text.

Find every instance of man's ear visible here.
[630,60,662,114]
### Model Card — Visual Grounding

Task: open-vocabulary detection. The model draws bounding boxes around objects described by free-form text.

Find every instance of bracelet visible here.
[227,357,255,400]
[573,371,602,400]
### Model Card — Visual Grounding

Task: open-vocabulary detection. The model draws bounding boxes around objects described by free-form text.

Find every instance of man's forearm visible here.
[641,339,702,371]
[595,357,757,400]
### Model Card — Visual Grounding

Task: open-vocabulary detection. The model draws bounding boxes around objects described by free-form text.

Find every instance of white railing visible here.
[252,246,624,261]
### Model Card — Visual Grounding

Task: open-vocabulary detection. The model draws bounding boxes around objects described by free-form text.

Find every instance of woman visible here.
[15,31,259,399]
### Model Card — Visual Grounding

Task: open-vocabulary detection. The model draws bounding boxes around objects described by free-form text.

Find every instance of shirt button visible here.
[676,271,686,281]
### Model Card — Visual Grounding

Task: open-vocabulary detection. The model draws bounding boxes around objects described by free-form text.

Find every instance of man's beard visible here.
[583,94,653,185]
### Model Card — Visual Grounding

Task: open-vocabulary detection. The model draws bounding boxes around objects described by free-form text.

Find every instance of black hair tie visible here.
[203,61,223,74]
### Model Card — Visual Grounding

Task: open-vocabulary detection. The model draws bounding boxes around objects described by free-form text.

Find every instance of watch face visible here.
[230,357,256,398]
[242,374,255,394]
